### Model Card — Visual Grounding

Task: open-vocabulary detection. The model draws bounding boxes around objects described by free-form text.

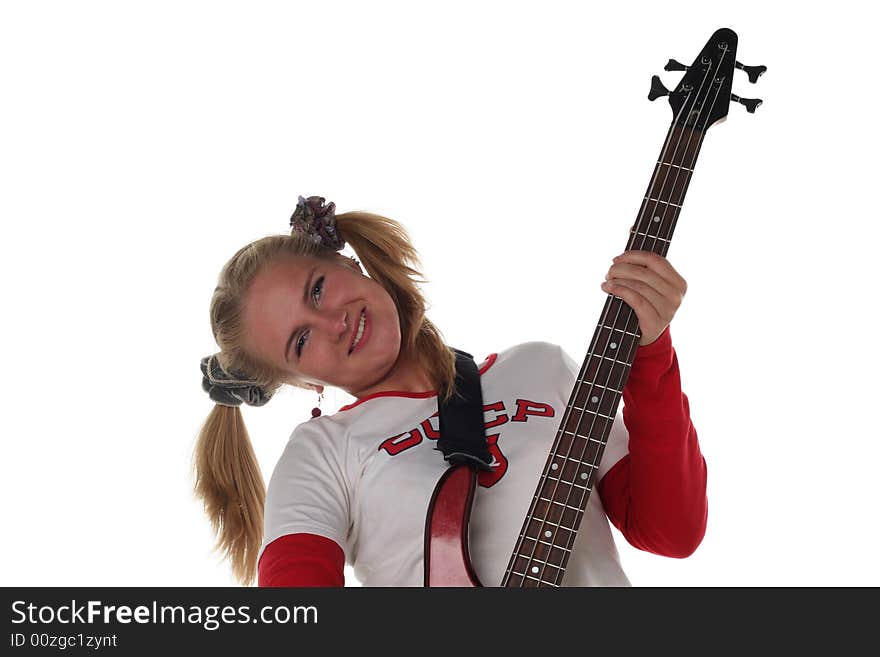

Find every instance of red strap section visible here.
[257,533,345,587]
[597,326,708,558]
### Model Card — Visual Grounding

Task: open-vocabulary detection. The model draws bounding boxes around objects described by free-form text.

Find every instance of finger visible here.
[602,279,665,327]
[606,262,679,301]
[614,250,687,292]
[602,277,673,321]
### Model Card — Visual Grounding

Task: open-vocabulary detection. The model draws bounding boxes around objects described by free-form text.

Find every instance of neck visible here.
[347,351,434,399]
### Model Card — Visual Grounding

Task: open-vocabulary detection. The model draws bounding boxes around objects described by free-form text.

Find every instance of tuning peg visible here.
[735,61,767,83]
[731,93,763,113]
[664,58,689,72]
[648,75,670,101]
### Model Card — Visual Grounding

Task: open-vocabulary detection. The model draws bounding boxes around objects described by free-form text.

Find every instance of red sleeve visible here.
[597,326,708,558]
[257,533,345,587]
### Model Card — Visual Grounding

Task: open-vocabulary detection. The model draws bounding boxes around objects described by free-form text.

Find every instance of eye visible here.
[311,276,324,304]
[295,276,326,358]
[295,331,308,358]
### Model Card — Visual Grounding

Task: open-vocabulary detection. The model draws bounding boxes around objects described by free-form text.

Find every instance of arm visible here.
[259,422,351,587]
[597,326,708,557]
[258,533,345,587]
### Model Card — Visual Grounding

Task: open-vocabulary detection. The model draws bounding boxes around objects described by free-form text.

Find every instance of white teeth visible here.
[350,311,366,352]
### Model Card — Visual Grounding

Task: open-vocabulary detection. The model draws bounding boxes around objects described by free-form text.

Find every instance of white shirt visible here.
[259,341,632,586]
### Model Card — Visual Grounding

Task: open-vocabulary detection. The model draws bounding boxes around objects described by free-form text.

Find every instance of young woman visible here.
[194,195,707,587]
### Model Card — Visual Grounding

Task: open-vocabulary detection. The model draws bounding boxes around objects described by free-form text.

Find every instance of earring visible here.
[311,389,324,418]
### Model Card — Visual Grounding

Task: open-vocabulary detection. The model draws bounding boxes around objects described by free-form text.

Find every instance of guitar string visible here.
[501,73,700,586]
[504,53,721,585]
[551,65,724,586]
[541,51,728,587]
[507,45,729,586]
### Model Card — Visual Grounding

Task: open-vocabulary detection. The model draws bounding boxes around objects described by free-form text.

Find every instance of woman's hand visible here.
[600,250,687,346]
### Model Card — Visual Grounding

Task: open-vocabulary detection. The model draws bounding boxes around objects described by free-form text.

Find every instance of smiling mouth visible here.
[348,309,367,354]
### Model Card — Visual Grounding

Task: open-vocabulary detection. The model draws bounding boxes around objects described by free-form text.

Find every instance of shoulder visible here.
[481,341,576,384]
[488,340,569,369]
[287,405,362,443]
[271,415,351,473]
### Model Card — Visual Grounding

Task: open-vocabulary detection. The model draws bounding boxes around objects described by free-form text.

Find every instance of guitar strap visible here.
[436,348,493,471]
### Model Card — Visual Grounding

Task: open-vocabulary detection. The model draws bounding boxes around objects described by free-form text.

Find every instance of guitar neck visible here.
[500,123,707,587]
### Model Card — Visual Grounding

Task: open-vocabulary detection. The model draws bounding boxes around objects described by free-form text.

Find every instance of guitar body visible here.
[423,464,482,587]
[423,26,763,587]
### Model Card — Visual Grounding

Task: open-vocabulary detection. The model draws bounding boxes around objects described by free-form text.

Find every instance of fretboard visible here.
[501,124,706,587]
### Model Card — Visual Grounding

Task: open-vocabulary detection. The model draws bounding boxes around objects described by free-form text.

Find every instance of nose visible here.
[312,307,348,340]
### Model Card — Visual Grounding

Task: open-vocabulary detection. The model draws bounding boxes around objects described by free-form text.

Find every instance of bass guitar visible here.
[424,26,764,587]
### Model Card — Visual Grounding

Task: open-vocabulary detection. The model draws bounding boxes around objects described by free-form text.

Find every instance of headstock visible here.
[648,28,765,130]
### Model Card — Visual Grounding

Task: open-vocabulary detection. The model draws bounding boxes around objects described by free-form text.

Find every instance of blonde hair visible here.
[192,210,456,585]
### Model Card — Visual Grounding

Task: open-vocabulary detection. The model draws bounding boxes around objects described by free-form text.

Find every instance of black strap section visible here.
[436,348,493,471]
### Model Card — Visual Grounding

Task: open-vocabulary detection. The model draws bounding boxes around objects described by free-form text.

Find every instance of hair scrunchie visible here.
[289,195,345,251]
[200,354,274,408]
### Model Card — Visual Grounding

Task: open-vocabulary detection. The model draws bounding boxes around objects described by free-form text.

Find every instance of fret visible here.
[537,496,582,513]
[646,164,691,205]
[526,517,578,534]
[522,555,555,567]
[645,154,692,207]
[657,161,693,172]
[571,399,621,411]
[515,554,564,571]
[519,519,575,547]
[538,478,589,507]
[562,426,614,445]
[563,406,614,426]
[534,500,582,528]
[596,325,640,338]
[571,386,624,418]
[597,354,628,366]
[543,475,591,491]
[629,230,671,243]
[519,536,573,553]
[644,197,682,208]
[510,572,559,586]
[514,555,564,578]
[551,428,604,467]
[522,519,577,549]
[561,428,608,443]
[510,571,535,580]
[551,454,599,467]
[571,382,622,395]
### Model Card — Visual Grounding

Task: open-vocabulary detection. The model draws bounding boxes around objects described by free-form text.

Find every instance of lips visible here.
[348,308,369,355]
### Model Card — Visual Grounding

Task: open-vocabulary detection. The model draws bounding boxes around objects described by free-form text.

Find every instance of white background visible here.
[2,1,877,587]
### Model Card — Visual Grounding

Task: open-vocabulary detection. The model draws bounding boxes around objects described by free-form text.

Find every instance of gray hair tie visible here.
[289,195,345,251]
[200,354,273,408]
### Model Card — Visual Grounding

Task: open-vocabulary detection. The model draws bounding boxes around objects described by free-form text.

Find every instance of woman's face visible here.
[242,254,402,397]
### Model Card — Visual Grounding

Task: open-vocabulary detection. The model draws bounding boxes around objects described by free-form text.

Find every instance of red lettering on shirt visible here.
[377,398,555,487]
[511,399,555,422]
[378,429,424,456]
[483,401,508,429]
[421,412,440,440]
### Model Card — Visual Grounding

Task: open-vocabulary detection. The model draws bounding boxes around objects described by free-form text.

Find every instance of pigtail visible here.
[192,404,265,586]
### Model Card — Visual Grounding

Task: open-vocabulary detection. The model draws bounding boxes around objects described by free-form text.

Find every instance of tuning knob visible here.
[735,61,767,83]
[730,93,763,113]
[664,58,689,72]
[648,75,670,101]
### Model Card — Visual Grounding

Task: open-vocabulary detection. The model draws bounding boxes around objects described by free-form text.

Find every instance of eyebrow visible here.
[284,265,317,363]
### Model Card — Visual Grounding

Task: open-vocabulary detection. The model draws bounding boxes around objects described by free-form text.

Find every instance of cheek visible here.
[303,340,336,369]
[369,295,398,339]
